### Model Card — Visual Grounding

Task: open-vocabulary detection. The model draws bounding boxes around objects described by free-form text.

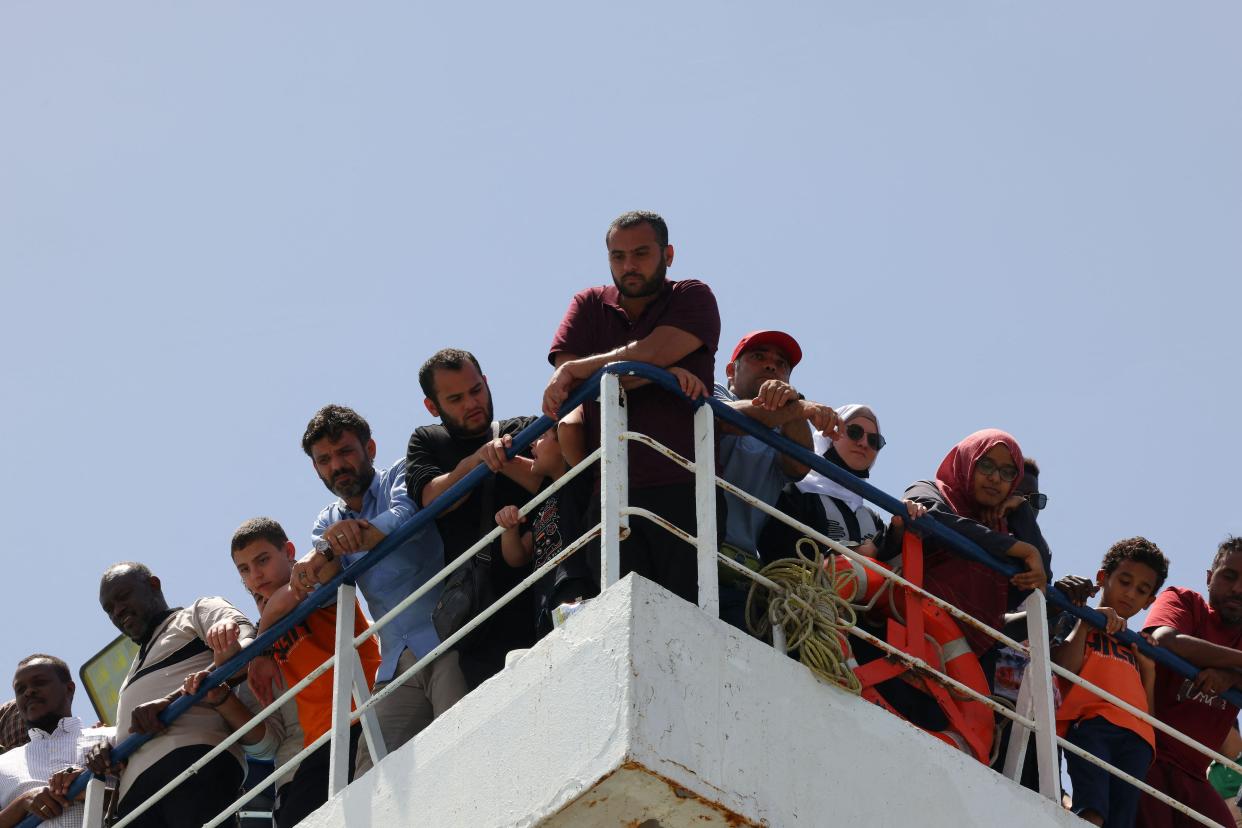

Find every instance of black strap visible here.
[130,636,211,686]
[827,496,862,543]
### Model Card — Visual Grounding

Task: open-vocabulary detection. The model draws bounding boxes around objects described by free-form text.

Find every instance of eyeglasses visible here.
[845,423,885,451]
[976,457,1019,482]
[1023,492,1048,511]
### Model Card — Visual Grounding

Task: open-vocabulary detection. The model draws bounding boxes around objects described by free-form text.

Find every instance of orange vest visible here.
[1056,627,1154,749]
[272,603,381,746]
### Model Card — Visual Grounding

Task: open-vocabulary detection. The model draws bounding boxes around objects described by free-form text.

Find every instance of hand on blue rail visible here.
[8,785,71,822]
[183,669,231,708]
[129,696,173,734]
[1191,667,1241,698]
[206,620,242,661]
[1054,575,1098,606]
[1096,607,1126,635]
[668,366,707,400]
[478,434,515,472]
[750,378,798,410]
[326,518,372,555]
[85,741,124,777]
[248,656,282,708]
[801,401,841,439]
[543,363,581,419]
[1007,541,1047,593]
[47,766,86,800]
[290,550,325,600]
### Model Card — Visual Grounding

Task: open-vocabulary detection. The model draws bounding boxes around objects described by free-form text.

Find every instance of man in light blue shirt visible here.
[713,331,839,632]
[292,404,467,777]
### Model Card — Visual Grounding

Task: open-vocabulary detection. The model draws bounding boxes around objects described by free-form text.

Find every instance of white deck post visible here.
[693,402,719,617]
[1020,589,1062,802]
[351,647,387,768]
[599,372,628,589]
[329,582,360,796]
[81,777,107,827]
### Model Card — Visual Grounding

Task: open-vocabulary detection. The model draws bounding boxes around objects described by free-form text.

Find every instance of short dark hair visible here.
[17,654,71,684]
[103,561,153,581]
[606,210,669,248]
[1212,535,1242,571]
[1023,457,1040,478]
[418,348,483,402]
[1101,537,1169,592]
[231,517,289,554]
[302,405,372,457]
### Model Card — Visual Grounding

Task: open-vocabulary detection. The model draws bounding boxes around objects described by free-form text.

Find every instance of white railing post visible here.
[693,402,719,617]
[81,777,107,827]
[599,372,628,589]
[329,582,360,796]
[1017,589,1061,802]
[351,647,387,768]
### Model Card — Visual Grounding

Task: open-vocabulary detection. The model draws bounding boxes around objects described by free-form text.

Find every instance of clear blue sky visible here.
[2,2,1239,724]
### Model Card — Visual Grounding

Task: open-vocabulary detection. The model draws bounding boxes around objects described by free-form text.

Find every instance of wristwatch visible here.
[312,536,336,561]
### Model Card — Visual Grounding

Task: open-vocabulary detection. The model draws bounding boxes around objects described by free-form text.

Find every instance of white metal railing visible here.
[74,367,1239,828]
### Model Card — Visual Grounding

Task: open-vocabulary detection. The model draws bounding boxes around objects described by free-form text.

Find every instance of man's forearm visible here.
[1151,628,1242,670]
[258,587,303,632]
[0,796,31,828]
[419,456,479,510]
[778,417,812,477]
[566,326,705,378]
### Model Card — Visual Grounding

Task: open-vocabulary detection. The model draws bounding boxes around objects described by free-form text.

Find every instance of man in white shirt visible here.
[0,654,111,827]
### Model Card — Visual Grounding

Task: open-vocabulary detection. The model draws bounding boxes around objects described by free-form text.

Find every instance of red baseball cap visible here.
[729,330,802,368]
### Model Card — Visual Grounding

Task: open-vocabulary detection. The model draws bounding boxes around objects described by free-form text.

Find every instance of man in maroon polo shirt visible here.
[1138,536,1242,827]
[543,210,722,605]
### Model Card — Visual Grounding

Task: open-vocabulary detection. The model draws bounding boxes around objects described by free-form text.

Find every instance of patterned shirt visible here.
[0,717,113,827]
[0,701,28,753]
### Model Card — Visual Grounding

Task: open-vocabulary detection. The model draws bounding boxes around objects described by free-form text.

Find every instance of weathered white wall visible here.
[303,575,1078,828]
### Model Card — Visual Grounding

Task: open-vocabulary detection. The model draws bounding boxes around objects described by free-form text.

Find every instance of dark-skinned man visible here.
[291,404,467,775]
[543,210,723,607]
[406,349,542,689]
[0,655,110,828]
[1137,536,1242,828]
[85,562,257,828]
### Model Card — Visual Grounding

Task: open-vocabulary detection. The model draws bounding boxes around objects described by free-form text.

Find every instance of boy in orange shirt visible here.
[1053,537,1169,828]
[230,517,381,828]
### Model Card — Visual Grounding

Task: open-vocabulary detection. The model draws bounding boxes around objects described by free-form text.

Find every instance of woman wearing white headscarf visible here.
[760,404,910,561]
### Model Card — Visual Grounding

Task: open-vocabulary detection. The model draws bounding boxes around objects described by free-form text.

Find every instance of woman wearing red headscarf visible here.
[904,428,1048,664]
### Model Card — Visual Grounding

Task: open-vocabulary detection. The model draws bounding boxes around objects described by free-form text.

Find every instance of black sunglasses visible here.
[1024,492,1048,511]
[845,423,885,451]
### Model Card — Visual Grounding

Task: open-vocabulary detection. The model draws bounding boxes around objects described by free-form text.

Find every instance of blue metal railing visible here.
[24,361,1236,826]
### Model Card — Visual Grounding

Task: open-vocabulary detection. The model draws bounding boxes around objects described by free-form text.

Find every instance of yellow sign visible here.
[79,635,138,727]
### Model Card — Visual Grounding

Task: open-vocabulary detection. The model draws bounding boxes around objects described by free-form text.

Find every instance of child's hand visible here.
[1097,606,1126,635]
[495,505,524,531]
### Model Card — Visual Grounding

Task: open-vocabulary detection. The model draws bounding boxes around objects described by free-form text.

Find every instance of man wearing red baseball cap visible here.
[714,330,840,631]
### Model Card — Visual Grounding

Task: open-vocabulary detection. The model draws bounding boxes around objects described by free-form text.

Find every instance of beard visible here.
[614,259,667,299]
[319,463,376,499]
[441,395,496,439]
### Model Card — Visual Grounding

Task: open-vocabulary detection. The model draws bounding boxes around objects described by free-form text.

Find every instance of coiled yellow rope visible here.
[746,538,863,695]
